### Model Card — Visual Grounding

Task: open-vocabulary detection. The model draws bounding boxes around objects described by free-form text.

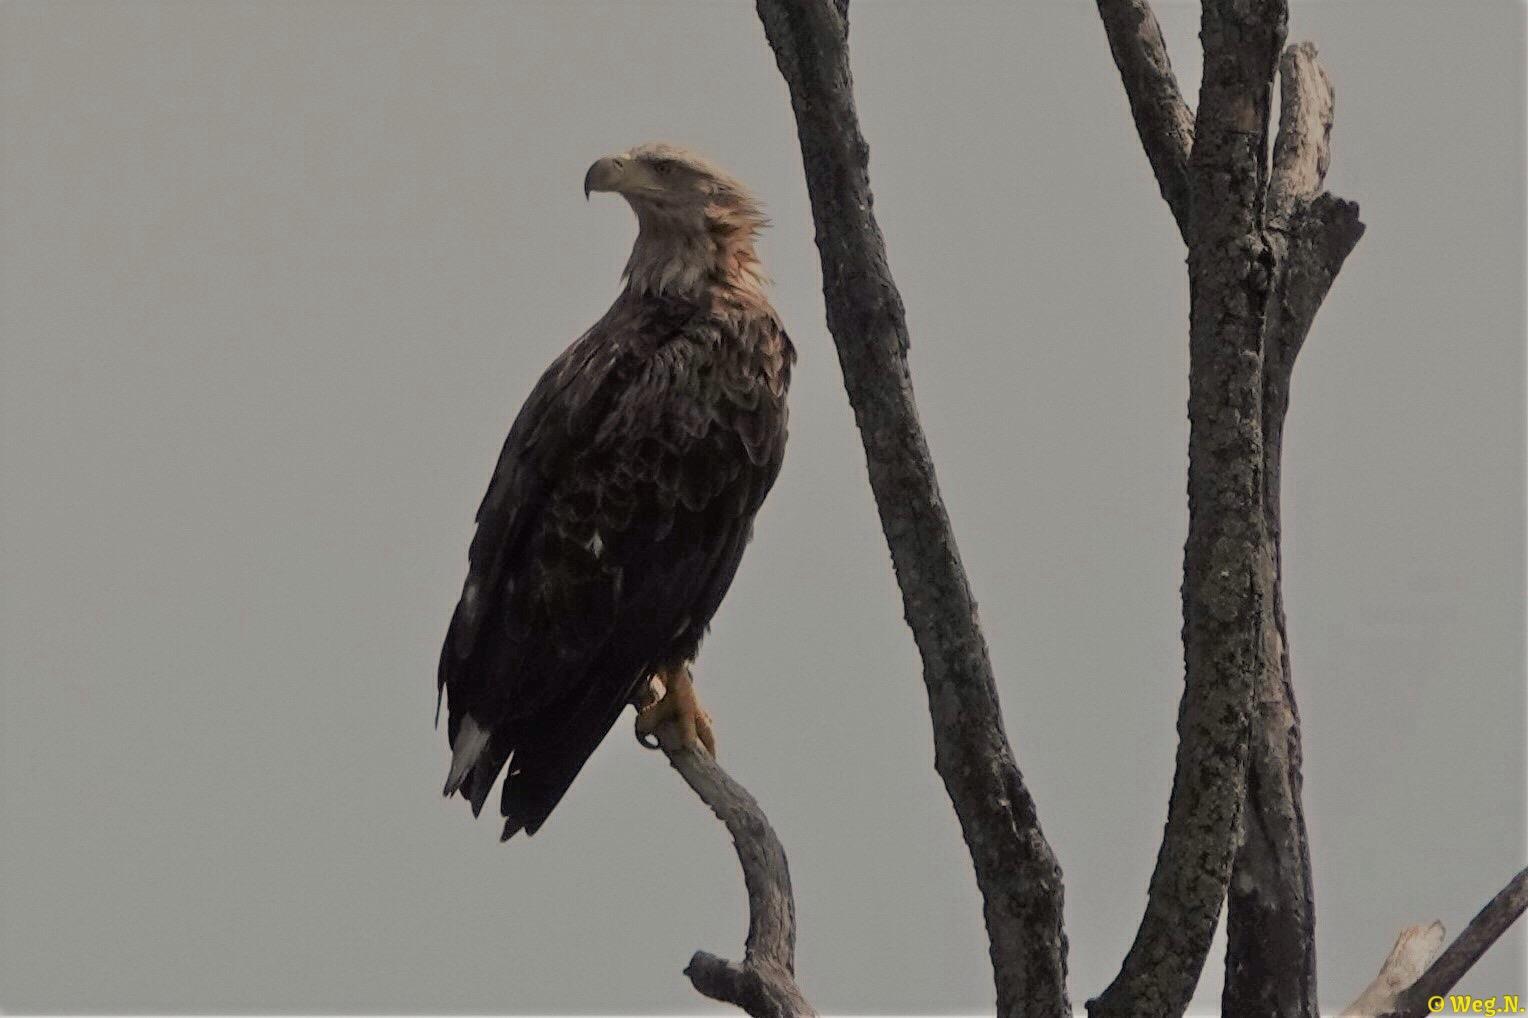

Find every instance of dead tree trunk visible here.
[1091,0,1369,1013]
[1090,3,1293,1012]
[647,3,1528,1017]
[1229,43,1365,1018]
[753,2,1070,1015]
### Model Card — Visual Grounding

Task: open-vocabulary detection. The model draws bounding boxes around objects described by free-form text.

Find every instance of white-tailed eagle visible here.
[438,144,794,840]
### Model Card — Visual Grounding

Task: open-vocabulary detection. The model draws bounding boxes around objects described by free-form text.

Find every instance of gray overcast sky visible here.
[1,1,1523,1013]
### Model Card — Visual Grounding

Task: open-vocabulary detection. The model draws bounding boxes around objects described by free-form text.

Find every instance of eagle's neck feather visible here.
[624,204,769,307]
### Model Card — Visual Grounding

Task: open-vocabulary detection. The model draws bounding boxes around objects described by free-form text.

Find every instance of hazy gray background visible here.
[2,1,1522,1013]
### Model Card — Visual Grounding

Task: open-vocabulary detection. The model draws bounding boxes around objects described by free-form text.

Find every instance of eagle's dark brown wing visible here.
[438,293,792,838]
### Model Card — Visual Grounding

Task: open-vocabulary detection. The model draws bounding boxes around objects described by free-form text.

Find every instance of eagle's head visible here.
[584,143,768,301]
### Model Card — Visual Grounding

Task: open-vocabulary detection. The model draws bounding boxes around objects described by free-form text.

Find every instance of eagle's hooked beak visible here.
[583,155,628,200]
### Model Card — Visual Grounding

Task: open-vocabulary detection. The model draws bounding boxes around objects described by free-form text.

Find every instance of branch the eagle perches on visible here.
[637,692,814,1018]
[646,2,1525,1016]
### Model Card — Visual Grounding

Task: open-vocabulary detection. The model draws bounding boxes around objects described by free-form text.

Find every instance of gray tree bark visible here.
[1089,3,1289,1013]
[1087,2,1528,1008]
[752,2,1070,1016]
[1100,1,1362,1014]
[645,718,814,1017]
[642,4,1528,1018]
[1228,43,1363,1018]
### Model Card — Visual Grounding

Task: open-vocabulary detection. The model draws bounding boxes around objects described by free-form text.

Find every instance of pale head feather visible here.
[586,143,770,303]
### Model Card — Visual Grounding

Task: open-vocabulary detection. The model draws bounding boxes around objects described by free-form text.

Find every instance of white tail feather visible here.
[443,716,491,797]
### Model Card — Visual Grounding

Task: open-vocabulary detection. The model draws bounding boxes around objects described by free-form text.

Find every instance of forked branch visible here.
[1092,6,1528,1014]
[1090,3,1289,1014]
[1226,40,1361,1018]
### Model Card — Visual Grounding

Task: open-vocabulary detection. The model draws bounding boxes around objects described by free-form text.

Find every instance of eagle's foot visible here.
[634,667,715,757]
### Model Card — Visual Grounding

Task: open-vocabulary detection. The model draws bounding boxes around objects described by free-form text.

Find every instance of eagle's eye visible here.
[652,159,678,178]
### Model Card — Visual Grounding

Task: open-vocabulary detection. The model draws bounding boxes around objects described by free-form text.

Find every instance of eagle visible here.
[438,144,794,840]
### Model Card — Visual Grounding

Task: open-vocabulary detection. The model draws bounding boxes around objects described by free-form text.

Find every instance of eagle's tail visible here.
[442,715,492,798]
[439,675,637,838]
[497,677,637,840]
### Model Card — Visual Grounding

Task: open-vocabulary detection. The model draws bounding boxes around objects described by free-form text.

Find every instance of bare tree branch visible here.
[1341,923,1447,1018]
[1376,868,1528,1018]
[753,1,1069,1015]
[651,730,814,1018]
[1090,2,1288,1015]
[1268,42,1334,218]
[1094,0,1195,238]
[1260,43,1364,391]
[1091,8,1528,1014]
[1225,42,1361,1018]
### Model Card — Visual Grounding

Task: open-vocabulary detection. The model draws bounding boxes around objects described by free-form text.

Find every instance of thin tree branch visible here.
[754,1,1070,1015]
[1377,868,1528,1018]
[1225,42,1361,1018]
[1094,0,1195,238]
[1090,3,1288,1015]
[650,728,814,1018]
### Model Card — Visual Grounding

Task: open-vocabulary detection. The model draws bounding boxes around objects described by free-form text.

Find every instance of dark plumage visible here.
[438,144,793,839]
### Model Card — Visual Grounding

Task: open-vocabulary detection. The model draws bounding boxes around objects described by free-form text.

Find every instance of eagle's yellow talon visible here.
[634,667,715,757]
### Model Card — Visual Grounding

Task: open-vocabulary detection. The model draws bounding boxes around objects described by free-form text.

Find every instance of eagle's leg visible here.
[634,665,715,756]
